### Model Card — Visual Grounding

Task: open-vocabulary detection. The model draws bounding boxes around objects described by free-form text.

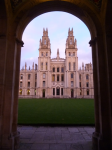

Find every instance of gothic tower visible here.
[65,28,79,97]
[37,28,51,97]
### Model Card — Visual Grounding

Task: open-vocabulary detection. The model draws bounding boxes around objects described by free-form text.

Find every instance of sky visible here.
[21,11,92,69]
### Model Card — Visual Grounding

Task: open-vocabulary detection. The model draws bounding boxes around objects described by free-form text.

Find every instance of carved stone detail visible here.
[10,0,22,10]
[89,0,102,9]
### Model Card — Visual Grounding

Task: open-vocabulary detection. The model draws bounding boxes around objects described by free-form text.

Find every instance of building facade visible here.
[19,29,94,98]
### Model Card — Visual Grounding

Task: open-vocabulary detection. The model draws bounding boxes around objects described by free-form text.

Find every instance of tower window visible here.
[73,52,75,56]
[28,74,30,80]
[73,62,75,70]
[71,73,73,78]
[69,52,71,56]
[46,52,48,56]
[41,52,43,56]
[41,62,43,70]
[44,39,46,45]
[69,62,71,70]
[43,73,46,79]
[79,74,81,80]
[70,39,72,44]
[46,62,47,70]
[57,67,59,72]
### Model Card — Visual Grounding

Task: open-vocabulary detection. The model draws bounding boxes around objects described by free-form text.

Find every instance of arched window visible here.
[44,39,46,45]
[52,75,55,82]
[70,39,72,44]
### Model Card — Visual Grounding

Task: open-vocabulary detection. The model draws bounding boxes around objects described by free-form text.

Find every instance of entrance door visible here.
[57,88,60,95]
[71,89,74,98]
[43,89,45,97]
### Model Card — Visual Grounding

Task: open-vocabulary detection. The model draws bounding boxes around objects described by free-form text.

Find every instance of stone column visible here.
[89,38,100,149]
[12,39,24,149]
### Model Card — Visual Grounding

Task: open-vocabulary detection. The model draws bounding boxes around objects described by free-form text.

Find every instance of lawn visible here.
[18,98,95,125]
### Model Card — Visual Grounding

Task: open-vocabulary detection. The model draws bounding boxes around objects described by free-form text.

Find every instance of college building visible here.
[19,28,94,98]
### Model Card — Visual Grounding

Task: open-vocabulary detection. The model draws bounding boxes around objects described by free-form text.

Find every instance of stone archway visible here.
[0,0,112,150]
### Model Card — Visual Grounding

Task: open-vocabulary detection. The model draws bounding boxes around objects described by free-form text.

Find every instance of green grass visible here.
[18,98,95,125]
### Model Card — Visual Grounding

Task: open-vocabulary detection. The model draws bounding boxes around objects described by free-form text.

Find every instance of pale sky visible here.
[21,11,92,69]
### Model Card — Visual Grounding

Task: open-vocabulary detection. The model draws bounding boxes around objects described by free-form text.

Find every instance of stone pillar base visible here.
[92,132,99,150]
[92,132,111,150]
[1,131,20,150]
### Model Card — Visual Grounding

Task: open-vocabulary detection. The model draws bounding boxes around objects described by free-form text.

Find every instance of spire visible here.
[25,62,27,70]
[57,48,59,59]
[32,62,34,70]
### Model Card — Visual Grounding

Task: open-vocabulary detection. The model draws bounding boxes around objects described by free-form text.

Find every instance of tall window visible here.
[46,52,48,56]
[44,39,46,45]
[70,39,72,44]
[43,81,45,87]
[71,81,73,87]
[57,67,59,72]
[61,74,64,81]
[57,75,59,81]
[79,82,81,87]
[69,62,71,70]
[61,67,64,72]
[21,75,23,80]
[28,82,30,87]
[43,73,46,79]
[41,52,43,56]
[20,82,22,87]
[28,74,30,80]
[73,52,75,56]
[71,73,73,78]
[46,62,47,70]
[73,62,75,70]
[35,74,37,79]
[69,52,71,56]
[61,88,63,95]
[79,74,81,80]
[86,74,89,80]
[52,75,55,82]
[53,88,55,96]
[53,67,55,72]
[86,82,89,87]
[41,62,43,70]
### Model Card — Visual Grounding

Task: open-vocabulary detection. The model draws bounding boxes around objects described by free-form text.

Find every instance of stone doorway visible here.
[71,89,74,98]
[43,89,45,98]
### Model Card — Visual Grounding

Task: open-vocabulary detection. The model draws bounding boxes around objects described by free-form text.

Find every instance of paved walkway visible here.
[18,126,94,150]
